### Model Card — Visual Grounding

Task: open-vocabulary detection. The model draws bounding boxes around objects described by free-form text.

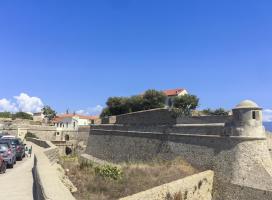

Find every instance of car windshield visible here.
[11,140,20,145]
[0,144,8,151]
[1,139,19,145]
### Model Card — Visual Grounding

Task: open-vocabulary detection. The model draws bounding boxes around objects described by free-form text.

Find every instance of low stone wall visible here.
[120,170,214,200]
[27,137,50,148]
[32,155,45,200]
[104,109,231,126]
[3,124,57,141]
[27,137,59,164]
[30,140,75,200]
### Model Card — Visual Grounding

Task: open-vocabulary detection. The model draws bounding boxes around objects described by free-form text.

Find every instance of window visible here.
[73,122,76,128]
[252,111,256,119]
[66,122,68,128]
[252,111,260,120]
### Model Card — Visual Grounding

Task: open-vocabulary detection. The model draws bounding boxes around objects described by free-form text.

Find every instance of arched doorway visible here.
[65,134,70,141]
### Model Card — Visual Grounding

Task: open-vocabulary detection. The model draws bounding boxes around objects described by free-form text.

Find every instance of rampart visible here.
[85,105,272,200]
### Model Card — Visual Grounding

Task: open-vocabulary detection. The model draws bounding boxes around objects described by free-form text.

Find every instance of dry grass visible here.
[60,157,198,200]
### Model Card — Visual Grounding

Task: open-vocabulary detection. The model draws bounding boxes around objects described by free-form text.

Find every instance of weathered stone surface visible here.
[120,170,214,200]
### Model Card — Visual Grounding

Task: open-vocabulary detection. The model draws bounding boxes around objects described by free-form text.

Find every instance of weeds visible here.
[61,156,198,200]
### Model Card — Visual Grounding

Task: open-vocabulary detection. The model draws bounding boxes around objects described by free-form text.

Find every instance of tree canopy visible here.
[42,105,57,121]
[0,112,12,118]
[100,89,167,117]
[173,94,199,116]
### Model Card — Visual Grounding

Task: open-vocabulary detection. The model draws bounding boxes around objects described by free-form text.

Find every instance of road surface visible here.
[0,155,34,200]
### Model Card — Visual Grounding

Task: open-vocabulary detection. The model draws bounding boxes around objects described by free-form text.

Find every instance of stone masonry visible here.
[85,100,272,200]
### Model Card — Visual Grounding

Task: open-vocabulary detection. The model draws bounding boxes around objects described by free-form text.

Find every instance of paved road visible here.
[0,155,34,200]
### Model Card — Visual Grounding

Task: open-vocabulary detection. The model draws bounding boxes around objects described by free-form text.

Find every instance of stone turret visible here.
[225,100,265,138]
[214,100,272,200]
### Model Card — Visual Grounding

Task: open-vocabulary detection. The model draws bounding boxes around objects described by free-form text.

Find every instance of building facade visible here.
[163,88,188,107]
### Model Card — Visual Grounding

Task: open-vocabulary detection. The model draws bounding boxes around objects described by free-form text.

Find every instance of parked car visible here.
[1,135,16,139]
[0,155,6,173]
[0,141,16,168]
[0,138,25,160]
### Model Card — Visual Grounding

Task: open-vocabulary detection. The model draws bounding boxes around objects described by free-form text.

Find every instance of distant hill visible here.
[264,122,272,132]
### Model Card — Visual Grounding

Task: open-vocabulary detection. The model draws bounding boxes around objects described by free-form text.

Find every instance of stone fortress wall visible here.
[85,101,272,200]
[0,119,90,144]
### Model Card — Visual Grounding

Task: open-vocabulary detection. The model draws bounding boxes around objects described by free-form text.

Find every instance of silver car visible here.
[0,141,16,168]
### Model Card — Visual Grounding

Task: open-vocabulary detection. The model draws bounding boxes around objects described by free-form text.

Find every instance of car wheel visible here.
[2,163,6,173]
[9,163,13,168]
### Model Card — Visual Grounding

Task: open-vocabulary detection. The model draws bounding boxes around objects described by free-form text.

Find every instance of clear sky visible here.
[0,1,271,120]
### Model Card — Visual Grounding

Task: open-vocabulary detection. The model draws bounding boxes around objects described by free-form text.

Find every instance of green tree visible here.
[0,112,12,118]
[106,97,130,116]
[100,107,111,118]
[173,94,199,116]
[13,112,33,120]
[42,106,57,121]
[128,95,145,112]
[142,89,166,110]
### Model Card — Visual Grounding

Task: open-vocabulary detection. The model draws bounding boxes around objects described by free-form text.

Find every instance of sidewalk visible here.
[0,149,34,200]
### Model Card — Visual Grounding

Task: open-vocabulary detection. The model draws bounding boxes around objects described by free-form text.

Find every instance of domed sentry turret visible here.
[231,100,265,138]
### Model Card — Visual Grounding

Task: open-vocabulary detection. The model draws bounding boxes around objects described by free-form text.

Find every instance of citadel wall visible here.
[85,103,272,200]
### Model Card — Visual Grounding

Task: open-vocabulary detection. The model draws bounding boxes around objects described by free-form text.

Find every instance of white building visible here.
[163,88,188,107]
[53,114,97,131]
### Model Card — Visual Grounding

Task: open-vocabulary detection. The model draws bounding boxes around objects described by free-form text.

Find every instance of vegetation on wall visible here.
[202,108,229,116]
[61,157,198,200]
[100,89,167,117]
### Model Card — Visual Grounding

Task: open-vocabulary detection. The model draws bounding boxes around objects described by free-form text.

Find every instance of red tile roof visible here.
[163,88,186,96]
[53,114,98,123]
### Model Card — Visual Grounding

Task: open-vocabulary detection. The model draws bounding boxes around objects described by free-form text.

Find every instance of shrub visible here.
[12,112,33,120]
[0,112,12,118]
[173,94,199,116]
[94,165,123,180]
[25,132,38,139]
[202,108,229,116]
[79,161,94,169]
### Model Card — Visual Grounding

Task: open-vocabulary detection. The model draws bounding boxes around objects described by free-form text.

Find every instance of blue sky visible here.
[0,1,271,120]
